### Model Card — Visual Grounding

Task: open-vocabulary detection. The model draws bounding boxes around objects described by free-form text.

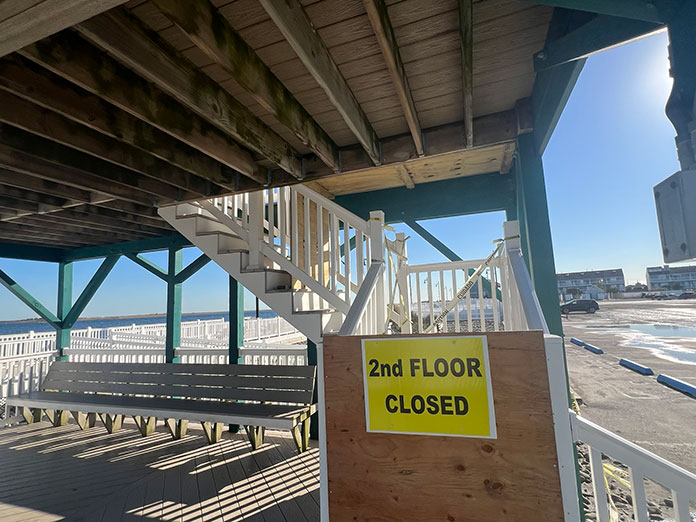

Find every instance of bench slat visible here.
[45,369,314,391]
[42,378,314,404]
[6,392,312,430]
[50,361,315,378]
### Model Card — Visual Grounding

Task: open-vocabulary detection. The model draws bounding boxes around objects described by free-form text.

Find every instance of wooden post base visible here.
[165,418,188,439]
[292,417,310,453]
[72,411,97,430]
[133,416,157,437]
[99,413,123,434]
[44,409,70,427]
[245,425,265,450]
[202,421,224,444]
[21,407,42,424]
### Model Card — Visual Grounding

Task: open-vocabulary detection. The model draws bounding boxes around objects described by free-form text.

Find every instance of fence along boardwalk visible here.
[0,419,319,522]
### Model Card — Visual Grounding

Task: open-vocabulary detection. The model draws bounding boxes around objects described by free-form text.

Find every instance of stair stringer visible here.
[159,205,330,344]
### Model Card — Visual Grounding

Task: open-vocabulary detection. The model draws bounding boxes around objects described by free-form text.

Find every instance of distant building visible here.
[556,269,626,298]
[646,265,696,291]
[625,282,648,292]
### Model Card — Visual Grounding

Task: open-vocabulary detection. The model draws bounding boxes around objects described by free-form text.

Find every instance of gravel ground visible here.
[563,300,696,521]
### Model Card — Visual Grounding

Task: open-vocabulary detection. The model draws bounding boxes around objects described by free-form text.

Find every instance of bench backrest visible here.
[42,362,316,405]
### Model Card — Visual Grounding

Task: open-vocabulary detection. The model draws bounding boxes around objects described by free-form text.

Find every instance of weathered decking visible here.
[0,419,319,521]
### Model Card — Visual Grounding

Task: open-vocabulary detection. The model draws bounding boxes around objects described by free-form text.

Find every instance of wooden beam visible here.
[0,55,238,190]
[0,124,186,203]
[58,205,170,232]
[75,10,301,180]
[459,0,474,148]
[0,184,73,209]
[19,32,262,184]
[0,232,88,248]
[260,0,381,165]
[152,0,340,173]
[8,217,152,241]
[363,0,423,156]
[296,110,518,180]
[0,90,218,198]
[0,0,129,58]
[0,222,138,245]
[396,164,415,189]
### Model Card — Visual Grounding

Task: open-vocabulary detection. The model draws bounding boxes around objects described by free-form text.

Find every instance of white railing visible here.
[202,186,387,327]
[572,413,696,522]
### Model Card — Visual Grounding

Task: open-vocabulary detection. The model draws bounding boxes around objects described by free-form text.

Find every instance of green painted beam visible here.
[0,243,64,262]
[61,234,190,262]
[175,253,210,284]
[126,252,168,281]
[228,275,244,433]
[515,134,563,337]
[534,15,663,71]
[165,247,183,363]
[0,268,60,326]
[307,339,318,440]
[63,255,120,327]
[517,0,671,23]
[56,261,73,355]
[336,172,516,224]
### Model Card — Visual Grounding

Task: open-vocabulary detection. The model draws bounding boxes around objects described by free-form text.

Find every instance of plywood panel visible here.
[323,332,565,522]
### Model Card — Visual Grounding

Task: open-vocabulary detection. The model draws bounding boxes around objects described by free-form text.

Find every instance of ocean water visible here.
[0,309,278,336]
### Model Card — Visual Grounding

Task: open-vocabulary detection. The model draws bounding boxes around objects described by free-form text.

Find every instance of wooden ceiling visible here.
[0,0,552,249]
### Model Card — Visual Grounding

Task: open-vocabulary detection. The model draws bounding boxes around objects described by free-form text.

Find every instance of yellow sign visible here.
[362,336,496,438]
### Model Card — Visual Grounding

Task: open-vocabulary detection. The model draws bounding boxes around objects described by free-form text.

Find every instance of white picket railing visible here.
[201,185,387,329]
[572,414,696,522]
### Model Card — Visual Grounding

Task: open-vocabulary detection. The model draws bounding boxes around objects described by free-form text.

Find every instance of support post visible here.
[56,261,73,358]
[515,133,563,336]
[307,339,319,440]
[166,247,183,363]
[229,276,244,433]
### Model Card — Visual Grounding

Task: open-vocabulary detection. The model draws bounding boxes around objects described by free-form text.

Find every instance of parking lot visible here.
[562,299,696,473]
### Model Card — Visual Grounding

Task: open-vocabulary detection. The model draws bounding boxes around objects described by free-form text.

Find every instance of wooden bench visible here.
[6,361,317,452]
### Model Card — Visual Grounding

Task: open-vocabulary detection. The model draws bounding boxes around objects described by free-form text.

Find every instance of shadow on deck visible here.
[0,419,320,521]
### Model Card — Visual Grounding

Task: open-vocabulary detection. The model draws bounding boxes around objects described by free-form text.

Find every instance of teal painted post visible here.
[307,339,319,440]
[516,133,563,336]
[56,261,73,358]
[165,247,183,363]
[228,276,244,433]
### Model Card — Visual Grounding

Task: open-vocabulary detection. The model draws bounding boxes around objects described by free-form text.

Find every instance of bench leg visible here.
[21,407,42,424]
[165,419,188,440]
[292,417,311,453]
[45,409,69,427]
[72,412,97,430]
[202,422,223,444]
[99,413,123,434]
[245,426,265,450]
[133,416,157,437]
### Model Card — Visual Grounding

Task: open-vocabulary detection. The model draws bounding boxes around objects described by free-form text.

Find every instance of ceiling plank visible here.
[0,0,130,58]
[0,55,238,190]
[260,0,381,164]
[0,230,89,248]
[8,216,153,241]
[75,9,302,180]
[459,0,474,148]
[363,0,423,156]
[517,0,668,23]
[0,124,189,203]
[152,0,340,173]
[0,90,218,198]
[19,31,263,185]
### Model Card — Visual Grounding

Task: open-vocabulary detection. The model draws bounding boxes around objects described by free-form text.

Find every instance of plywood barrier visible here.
[323,332,564,522]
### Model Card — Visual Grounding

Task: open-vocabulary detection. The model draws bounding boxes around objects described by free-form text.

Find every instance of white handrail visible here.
[338,262,385,335]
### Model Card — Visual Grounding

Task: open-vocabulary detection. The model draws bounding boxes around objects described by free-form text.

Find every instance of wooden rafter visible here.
[75,9,302,180]
[0,90,218,198]
[0,55,237,189]
[0,0,130,58]
[152,0,340,173]
[459,0,474,148]
[363,0,423,156]
[260,0,381,165]
[19,32,262,185]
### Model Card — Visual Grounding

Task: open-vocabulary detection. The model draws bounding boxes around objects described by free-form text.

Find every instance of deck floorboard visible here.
[0,419,319,521]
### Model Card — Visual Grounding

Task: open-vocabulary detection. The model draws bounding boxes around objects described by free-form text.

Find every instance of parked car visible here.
[678,292,696,299]
[560,299,599,314]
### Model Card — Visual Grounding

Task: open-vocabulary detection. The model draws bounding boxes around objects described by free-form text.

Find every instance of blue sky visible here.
[0,31,682,320]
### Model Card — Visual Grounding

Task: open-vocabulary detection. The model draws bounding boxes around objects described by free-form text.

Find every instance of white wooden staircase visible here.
[158,185,387,344]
